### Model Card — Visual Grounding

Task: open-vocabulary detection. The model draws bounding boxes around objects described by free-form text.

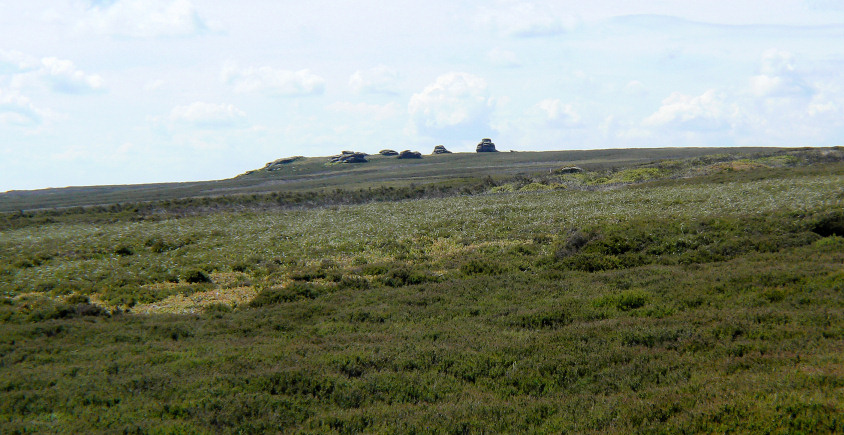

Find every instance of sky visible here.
[2,1,844,191]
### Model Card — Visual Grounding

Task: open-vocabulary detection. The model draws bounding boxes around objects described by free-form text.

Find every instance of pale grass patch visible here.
[130,286,258,315]
[425,238,531,258]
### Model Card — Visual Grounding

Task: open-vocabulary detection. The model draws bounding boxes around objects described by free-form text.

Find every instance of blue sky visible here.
[2,1,844,191]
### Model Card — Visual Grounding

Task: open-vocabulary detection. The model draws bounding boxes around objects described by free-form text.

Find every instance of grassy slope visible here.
[1,148,843,433]
[0,147,780,212]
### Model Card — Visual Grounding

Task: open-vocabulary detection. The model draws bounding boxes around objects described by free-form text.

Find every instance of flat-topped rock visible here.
[432,145,452,154]
[329,152,368,163]
[379,149,399,156]
[476,138,498,152]
[397,150,422,159]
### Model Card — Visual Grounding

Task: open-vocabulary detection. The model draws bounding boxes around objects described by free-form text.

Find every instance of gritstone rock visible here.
[432,145,452,154]
[397,150,422,159]
[555,166,583,174]
[329,152,368,163]
[476,138,498,152]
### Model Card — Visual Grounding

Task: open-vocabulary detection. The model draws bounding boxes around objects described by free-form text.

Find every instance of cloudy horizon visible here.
[2,1,844,191]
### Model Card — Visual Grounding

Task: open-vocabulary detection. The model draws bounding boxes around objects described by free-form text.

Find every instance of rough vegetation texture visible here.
[0,148,843,433]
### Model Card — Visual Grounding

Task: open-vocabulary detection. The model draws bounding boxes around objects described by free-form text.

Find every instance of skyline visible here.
[3,1,844,191]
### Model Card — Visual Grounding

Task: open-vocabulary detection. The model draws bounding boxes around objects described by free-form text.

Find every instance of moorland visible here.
[1,146,842,433]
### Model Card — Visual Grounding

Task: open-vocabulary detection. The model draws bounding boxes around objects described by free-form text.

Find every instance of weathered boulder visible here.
[432,145,452,154]
[397,150,422,159]
[555,166,583,174]
[379,149,399,156]
[476,138,498,152]
[329,152,368,163]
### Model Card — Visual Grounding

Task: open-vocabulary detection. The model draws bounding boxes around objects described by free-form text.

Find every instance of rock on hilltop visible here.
[476,138,498,152]
[397,150,422,159]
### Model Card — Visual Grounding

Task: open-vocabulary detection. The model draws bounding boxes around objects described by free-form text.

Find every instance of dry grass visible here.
[130,286,258,314]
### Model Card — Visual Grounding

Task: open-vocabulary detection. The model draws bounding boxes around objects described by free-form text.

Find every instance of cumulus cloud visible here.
[0,89,46,127]
[3,52,104,94]
[349,66,400,94]
[169,102,246,129]
[222,63,325,97]
[78,0,207,38]
[0,50,40,73]
[536,99,581,127]
[478,1,576,37]
[749,50,812,98]
[408,72,493,138]
[37,57,104,94]
[639,49,844,145]
[644,90,742,131]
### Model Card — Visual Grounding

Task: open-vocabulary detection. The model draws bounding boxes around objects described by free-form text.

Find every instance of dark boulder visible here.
[432,145,452,154]
[379,149,399,156]
[554,166,583,174]
[476,138,498,152]
[330,152,368,163]
[397,150,422,159]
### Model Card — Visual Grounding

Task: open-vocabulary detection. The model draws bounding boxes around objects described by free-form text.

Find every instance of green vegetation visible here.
[1,147,843,433]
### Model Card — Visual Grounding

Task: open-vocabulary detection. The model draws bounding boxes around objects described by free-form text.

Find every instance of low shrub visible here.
[460,259,507,276]
[381,266,439,287]
[183,269,212,284]
[249,283,321,307]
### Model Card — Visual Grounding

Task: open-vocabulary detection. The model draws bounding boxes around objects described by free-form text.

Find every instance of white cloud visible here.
[78,0,207,38]
[349,66,400,94]
[326,101,400,120]
[3,52,104,94]
[644,90,742,131]
[408,72,493,138]
[37,57,104,94]
[478,1,577,37]
[0,89,46,127]
[222,63,325,97]
[749,50,812,98]
[537,99,581,127]
[487,48,520,67]
[169,102,246,129]
[0,50,40,73]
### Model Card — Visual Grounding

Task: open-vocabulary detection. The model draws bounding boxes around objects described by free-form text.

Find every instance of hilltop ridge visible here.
[1,146,840,213]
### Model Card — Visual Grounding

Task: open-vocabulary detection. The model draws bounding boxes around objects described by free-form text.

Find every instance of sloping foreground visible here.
[0,164,842,433]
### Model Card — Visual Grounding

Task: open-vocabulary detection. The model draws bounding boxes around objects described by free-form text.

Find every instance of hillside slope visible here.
[0,147,783,212]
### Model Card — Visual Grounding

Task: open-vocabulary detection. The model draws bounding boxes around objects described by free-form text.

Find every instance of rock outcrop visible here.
[476,138,498,153]
[379,149,399,156]
[432,145,452,154]
[554,166,583,174]
[397,150,422,159]
[329,152,368,163]
[264,156,304,171]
